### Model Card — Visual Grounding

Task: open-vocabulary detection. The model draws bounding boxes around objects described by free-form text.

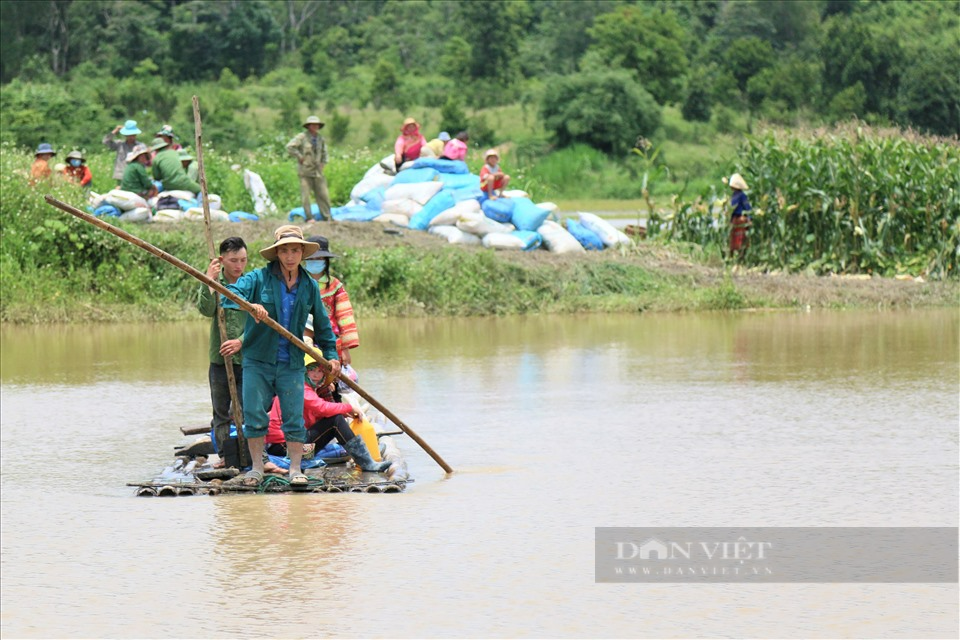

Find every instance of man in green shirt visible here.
[197,236,249,468]
[119,144,157,198]
[285,115,331,221]
[151,137,201,193]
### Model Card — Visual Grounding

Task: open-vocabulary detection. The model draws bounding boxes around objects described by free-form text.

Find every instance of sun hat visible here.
[727,173,749,190]
[259,225,320,261]
[119,120,141,136]
[303,115,325,128]
[150,137,169,151]
[125,143,150,163]
[401,117,419,130]
[35,143,55,156]
[178,149,194,161]
[65,150,84,161]
[484,148,500,160]
[156,125,178,139]
[305,235,339,260]
[438,131,451,142]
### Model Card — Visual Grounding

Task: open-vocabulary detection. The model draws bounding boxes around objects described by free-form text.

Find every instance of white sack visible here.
[103,189,148,211]
[153,209,183,223]
[429,225,481,245]
[538,220,585,254]
[374,213,410,227]
[384,181,443,205]
[456,211,515,237]
[118,207,151,222]
[579,211,626,247]
[381,198,424,217]
[243,169,278,217]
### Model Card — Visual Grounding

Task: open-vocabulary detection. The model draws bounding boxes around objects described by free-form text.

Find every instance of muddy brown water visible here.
[1,310,957,638]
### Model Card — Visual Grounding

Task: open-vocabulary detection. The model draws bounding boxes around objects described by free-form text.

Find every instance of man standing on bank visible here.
[286,115,331,222]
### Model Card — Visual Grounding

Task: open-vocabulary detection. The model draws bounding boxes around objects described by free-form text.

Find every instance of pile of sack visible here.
[290,156,631,253]
[86,168,275,224]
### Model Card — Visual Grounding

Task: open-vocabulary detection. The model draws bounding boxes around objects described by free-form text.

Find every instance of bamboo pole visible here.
[191,96,249,468]
[43,196,454,474]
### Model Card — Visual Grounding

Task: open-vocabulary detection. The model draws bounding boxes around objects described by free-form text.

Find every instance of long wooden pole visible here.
[43,195,454,474]
[191,96,249,468]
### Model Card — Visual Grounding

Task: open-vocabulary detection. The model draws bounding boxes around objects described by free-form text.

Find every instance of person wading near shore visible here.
[198,236,249,468]
[286,115,331,222]
[725,173,752,261]
[103,120,142,184]
[223,225,341,487]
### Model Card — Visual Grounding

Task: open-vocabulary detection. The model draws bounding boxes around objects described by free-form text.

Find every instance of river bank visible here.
[2,217,955,325]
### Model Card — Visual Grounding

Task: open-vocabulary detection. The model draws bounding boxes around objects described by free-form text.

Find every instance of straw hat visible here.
[259,225,320,261]
[484,148,500,160]
[303,115,325,128]
[401,117,419,130]
[727,173,749,190]
[305,235,339,260]
[125,143,150,163]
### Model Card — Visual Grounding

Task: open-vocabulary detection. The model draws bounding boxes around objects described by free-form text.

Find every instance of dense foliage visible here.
[649,124,960,278]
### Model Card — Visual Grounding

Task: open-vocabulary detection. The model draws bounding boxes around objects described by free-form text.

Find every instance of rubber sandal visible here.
[290,473,309,487]
[242,470,263,487]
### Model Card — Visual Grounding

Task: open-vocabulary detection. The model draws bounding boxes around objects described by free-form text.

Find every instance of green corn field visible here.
[649,124,960,279]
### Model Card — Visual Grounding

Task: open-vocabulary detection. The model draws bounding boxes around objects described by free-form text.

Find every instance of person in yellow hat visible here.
[480,148,510,200]
[222,225,342,487]
[285,115,331,221]
[393,117,427,169]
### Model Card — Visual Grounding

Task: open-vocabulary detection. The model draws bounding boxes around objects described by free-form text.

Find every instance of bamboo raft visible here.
[129,398,412,496]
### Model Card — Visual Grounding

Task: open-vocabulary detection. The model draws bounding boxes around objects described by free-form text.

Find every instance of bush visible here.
[540,70,661,156]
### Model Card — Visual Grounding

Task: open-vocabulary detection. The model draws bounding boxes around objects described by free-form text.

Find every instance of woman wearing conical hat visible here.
[725,173,752,261]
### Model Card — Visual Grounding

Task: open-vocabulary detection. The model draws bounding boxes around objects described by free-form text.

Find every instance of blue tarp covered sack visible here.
[266,453,327,471]
[481,197,514,223]
[450,186,484,202]
[317,442,349,461]
[358,185,387,210]
[565,218,605,250]
[178,197,200,211]
[512,230,542,251]
[331,204,382,222]
[289,204,320,221]
[409,189,457,230]
[228,211,259,222]
[391,167,439,185]
[437,173,481,191]
[93,204,121,218]
[411,158,470,174]
[510,198,551,232]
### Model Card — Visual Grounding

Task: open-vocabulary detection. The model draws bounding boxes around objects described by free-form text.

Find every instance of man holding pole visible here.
[224,225,341,487]
[197,236,249,468]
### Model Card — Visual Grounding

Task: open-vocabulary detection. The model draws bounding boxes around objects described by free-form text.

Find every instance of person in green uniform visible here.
[285,115,331,221]
[179,149,199,183]
[119,144,157,199]
[151,137,200,193]
[198,236,249,468]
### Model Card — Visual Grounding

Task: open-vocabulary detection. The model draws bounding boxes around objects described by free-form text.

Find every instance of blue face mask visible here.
[304,259,327,275]
[69,159,81,167]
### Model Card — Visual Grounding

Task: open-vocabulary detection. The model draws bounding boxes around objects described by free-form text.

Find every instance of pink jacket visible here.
[395,133,426,163]
[266,383,354,444]
[442,139,467,161]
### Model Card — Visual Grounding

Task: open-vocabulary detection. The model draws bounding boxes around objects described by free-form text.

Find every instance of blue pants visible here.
[242,359,306,444]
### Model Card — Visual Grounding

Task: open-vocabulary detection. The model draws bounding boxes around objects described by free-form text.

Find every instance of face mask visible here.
[304,259,327,274]
[70,159,81,167]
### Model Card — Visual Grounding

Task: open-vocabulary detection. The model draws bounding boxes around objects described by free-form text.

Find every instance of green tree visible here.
[723,37,775,94]
[682,67,713,122]
[897,46,960,136]
[370,58,399,109]
[540,69,661,155]
[440,95,469,135]
[328,111,351,144]
[821,16,901,117]
[455,1,532,85]
[586,5,689,105]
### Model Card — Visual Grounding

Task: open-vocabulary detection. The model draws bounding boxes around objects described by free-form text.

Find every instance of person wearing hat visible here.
[479,148,510,200]
[285,115,331,221]
[154,124,182,154]
[178,148,198,183]
[151,136,201,194]
[197,236,249,468]
[30,143,55,185]
[724,172,752,260]
[223,225,342,487]
[425,131,451,159]
[303,235,360,367]
[103,120,142,183]
[393,117,427,169]
[441,130,469,161]
[62,150,92,188]
[120,144,158,199]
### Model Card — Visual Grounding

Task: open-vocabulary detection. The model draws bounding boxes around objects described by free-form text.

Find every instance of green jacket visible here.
[120,161,153,197]
[197,275,247,365]
[152,148,201,193]
[223,262,338,367]
[285,131,328,178]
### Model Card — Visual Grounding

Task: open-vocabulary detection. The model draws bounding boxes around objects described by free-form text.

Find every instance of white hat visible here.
[727,173,749,190]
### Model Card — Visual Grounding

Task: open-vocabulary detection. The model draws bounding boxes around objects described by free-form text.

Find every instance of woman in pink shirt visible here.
[442,131,469,161]
[394,117,426,169]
